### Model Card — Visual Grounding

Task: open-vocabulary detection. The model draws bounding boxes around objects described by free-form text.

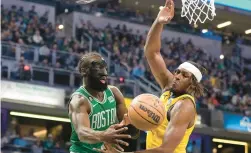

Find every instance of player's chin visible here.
[171,86,182,93]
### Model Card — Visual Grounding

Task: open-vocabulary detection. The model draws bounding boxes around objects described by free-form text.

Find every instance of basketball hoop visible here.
[181,0,216,24]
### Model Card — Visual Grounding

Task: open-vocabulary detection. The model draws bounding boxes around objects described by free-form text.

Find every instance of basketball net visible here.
[181,0,216,24]
[76,0,96,4]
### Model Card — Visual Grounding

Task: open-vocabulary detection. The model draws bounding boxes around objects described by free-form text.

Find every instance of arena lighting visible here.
[24,65,30,71]
[34,129,47,137]
[119,77,125,83]
[245,29,251,34]
[217,21,232,28]
[212,148,217,153]
[213,138,248,153]
[202,29,208,33]
[58,24,64,30]
[219,54,224,60]
[218,144,223,148]
[10,111,70,123]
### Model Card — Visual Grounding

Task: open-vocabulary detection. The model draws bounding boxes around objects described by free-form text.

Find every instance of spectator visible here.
[27,128,37,139]
[13,127,28,148]
[28,5,37,17]
[39,44,50,61]
[31,140,43,153]
[43,134,54,150]
[32,30,43,46]
[52,142,67,153]
[132,62,145,78]
[232,93,242,107]
[41,58,50,67]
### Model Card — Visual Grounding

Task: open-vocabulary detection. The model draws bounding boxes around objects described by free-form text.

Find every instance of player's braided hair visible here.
[186,61,207,98]
[78,52,102,77]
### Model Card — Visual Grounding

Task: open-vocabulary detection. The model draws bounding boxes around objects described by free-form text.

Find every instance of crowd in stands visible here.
[78,0,251,45]
[1,2,251,153]
[1,3,251,115]
[1,4,88,71]
[1,124,68,153]
[75,19,251,116]
[1,3,251,116]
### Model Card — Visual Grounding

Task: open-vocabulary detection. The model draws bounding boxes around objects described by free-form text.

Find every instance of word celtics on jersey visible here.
[69,86,118,153]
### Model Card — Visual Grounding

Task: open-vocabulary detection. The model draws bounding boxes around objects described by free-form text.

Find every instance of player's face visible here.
[171,68,193,93]
[86,59,108,92]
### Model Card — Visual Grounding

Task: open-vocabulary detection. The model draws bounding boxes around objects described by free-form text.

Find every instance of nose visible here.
[100,68,108,76]
[174,73,182,81]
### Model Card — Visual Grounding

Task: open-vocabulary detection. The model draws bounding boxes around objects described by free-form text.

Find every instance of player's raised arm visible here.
[144,0,175,90]
[68,94,131,145]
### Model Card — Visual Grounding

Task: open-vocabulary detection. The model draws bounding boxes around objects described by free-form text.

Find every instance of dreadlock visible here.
[186,61,207,98]
[78,52,102,77]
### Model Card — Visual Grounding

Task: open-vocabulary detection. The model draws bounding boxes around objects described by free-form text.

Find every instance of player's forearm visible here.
[77,127,105,144]
[144,19,163,56]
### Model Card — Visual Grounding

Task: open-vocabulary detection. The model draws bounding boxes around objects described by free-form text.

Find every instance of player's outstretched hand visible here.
[157,0,175,24]
[101,124,131,146]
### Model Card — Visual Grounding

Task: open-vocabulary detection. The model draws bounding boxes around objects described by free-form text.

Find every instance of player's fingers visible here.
[165,0,173,7]
[115,139,129,146]
[112,123,125,129]
[170,0,175,12]
[114,134,131,139]
[93,148,105,153]
[159,6,164,10]
[114,144,124,152]
[115,126,128,133]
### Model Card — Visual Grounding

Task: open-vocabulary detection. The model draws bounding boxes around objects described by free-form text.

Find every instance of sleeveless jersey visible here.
[69,86,118,153]
[146,91,196,153]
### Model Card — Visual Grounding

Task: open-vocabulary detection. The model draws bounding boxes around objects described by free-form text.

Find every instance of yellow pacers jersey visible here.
[146,91,196,153]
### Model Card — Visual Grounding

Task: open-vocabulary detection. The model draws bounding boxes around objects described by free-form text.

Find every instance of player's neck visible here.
[84,86,104,99]
[171,90,186,97]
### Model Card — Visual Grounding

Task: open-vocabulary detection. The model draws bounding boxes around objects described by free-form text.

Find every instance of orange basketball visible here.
[128,93,165,131]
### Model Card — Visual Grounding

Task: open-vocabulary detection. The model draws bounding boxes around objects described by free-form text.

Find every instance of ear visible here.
[81,68,89,77]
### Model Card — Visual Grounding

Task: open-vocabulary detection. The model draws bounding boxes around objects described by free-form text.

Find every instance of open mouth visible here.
[100,79,106,84]
[99,76,107,84]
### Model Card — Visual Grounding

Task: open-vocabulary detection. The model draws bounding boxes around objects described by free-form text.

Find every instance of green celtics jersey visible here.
[69,86,118,153]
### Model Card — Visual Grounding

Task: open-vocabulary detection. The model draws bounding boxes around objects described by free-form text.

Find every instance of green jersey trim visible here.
[81,86,107,104]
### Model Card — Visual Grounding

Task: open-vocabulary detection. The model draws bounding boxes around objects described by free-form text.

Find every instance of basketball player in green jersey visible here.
[68,52,133,153]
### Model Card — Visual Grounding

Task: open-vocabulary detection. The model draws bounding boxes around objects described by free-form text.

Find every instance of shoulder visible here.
[108,85,125,102]
[175,98,195,111]
[69,94,90,112]
[108,85,120,92]
[171,98,196,119]
[108,85,123,96]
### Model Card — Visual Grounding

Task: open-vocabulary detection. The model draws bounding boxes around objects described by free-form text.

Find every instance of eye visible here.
[182,72,190,78]
[174,69,180,74]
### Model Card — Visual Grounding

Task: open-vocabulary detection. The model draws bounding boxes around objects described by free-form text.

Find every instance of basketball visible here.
[128,94,165,131]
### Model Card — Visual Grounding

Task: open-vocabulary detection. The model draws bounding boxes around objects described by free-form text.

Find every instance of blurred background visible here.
[1,0,251,152]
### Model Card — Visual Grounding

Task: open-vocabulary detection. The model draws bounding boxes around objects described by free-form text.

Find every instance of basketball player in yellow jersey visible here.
[142,0,206,153]
[94,1,206,153]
